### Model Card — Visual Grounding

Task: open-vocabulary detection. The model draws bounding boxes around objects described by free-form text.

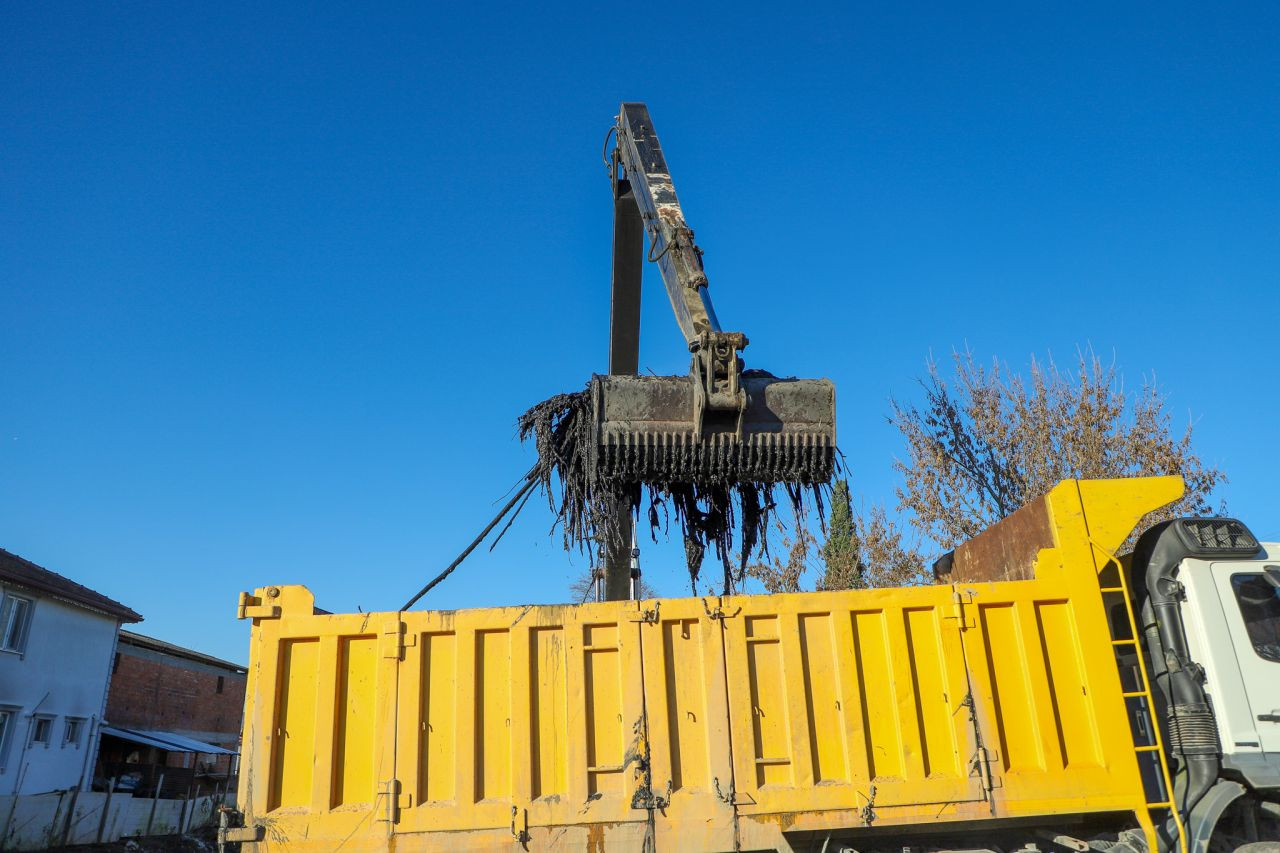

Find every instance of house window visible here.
[63,718,85,748]
[0,594,33,653]
[0,707,16,772]
[216,676,224,694]
[30,716,54,748]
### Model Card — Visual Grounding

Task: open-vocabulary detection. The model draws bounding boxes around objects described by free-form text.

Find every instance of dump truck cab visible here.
[1180,542,1280,763]
[1128,528,1280,851]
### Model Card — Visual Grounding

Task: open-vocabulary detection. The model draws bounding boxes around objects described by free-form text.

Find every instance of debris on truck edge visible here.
[518,384,832,593]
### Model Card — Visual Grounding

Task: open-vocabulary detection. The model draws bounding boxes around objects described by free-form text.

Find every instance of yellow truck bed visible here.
[231,477,1185,852]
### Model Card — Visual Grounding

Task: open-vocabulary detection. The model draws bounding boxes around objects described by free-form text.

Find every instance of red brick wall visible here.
[106,650,246,746]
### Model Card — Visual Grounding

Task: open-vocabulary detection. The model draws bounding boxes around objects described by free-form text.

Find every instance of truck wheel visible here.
[1206,794,1280,853]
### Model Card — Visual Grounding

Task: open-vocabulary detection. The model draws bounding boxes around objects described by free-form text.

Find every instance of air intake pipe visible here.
[1132,518,1261,819]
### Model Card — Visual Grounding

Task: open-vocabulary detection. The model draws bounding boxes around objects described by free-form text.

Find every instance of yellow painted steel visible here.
[234,476,1186,852]
[1078,478,1190,853]
[237,587,400,851]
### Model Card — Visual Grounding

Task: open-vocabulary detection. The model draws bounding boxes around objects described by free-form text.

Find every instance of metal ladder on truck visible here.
[1094,539,1188,853]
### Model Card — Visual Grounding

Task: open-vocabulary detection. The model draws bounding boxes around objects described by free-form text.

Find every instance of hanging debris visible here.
[518,383,834,593]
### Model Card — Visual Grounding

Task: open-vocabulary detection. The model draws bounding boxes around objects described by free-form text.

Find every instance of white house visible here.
[0,547,141,795]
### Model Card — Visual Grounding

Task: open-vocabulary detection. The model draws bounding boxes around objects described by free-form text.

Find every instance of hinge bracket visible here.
[511,806,530,843]
[972,745,1000,797]
[701,598,741,621]
[631,778,672,810]
[382,622,415,660]
[712,775,753,805]
[859,783,877,826]
[237,592,280,620]
[376,779,403,823]
[948,589,975,630]
[629,602,661,624]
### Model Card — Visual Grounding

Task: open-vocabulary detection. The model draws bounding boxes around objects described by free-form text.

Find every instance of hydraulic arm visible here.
[590,102,837,484]
[613,103,748,421]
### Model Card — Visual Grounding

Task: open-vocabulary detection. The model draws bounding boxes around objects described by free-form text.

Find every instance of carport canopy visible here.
[100,725,237,755]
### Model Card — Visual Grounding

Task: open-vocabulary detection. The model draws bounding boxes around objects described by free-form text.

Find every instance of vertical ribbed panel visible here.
[419,632,456,803]
[475,630,511,802]
[1035,601,1102,769]
[798,613,848,783]
[980,603,1045,773]
[269,639,319,811]
[745,615,792,787]
[584,623,625,796]
[529,627,568,798]
[662,617,711,791]
[904,607,962,780]
[852,610,903,779]
[333,636,376,806]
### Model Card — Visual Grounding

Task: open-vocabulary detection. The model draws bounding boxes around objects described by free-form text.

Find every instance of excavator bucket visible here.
[589,373,836,484]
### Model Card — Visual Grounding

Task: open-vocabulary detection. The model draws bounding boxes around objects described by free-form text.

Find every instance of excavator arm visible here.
[590,101,837,600]
[612,103,747,422]
[592,101,836,480]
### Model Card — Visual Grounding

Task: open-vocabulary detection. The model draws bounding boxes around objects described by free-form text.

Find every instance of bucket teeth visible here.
[596,430,835,483]
[590,374,837,484]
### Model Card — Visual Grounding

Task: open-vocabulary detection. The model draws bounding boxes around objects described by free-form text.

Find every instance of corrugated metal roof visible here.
[135,729,238,755]
[100,725,237,755]
[0,548,142,623]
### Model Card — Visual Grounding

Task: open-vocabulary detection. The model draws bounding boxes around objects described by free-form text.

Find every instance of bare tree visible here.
[746,522,817,594]
[569,568,657,603]
[820,348,1226,589]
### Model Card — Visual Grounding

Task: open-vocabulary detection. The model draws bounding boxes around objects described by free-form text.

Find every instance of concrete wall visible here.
[0,587,118,795]
[0,788,234,850]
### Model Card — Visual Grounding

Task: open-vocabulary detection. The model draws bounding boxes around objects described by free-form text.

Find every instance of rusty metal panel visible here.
[941,494,1056,583]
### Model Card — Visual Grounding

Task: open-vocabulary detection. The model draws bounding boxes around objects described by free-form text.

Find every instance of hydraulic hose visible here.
[1133,522,1224,821]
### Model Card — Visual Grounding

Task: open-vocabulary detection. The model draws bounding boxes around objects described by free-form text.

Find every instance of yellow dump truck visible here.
[222,477,1280,852]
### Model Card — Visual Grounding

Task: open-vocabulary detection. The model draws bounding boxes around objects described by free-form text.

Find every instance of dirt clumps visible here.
[519,386,830,594]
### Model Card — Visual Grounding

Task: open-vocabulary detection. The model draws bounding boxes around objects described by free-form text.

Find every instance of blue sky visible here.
[3,3,1277,663]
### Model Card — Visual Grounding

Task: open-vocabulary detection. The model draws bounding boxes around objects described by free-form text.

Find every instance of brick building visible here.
[104,631,246,782]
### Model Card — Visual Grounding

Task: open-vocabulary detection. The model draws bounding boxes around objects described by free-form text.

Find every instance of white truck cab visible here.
[1180,543,1280,778]
[1132,521,1280,851]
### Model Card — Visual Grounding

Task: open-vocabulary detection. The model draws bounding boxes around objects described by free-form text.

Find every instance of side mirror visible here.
[1262,566,1280,589]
